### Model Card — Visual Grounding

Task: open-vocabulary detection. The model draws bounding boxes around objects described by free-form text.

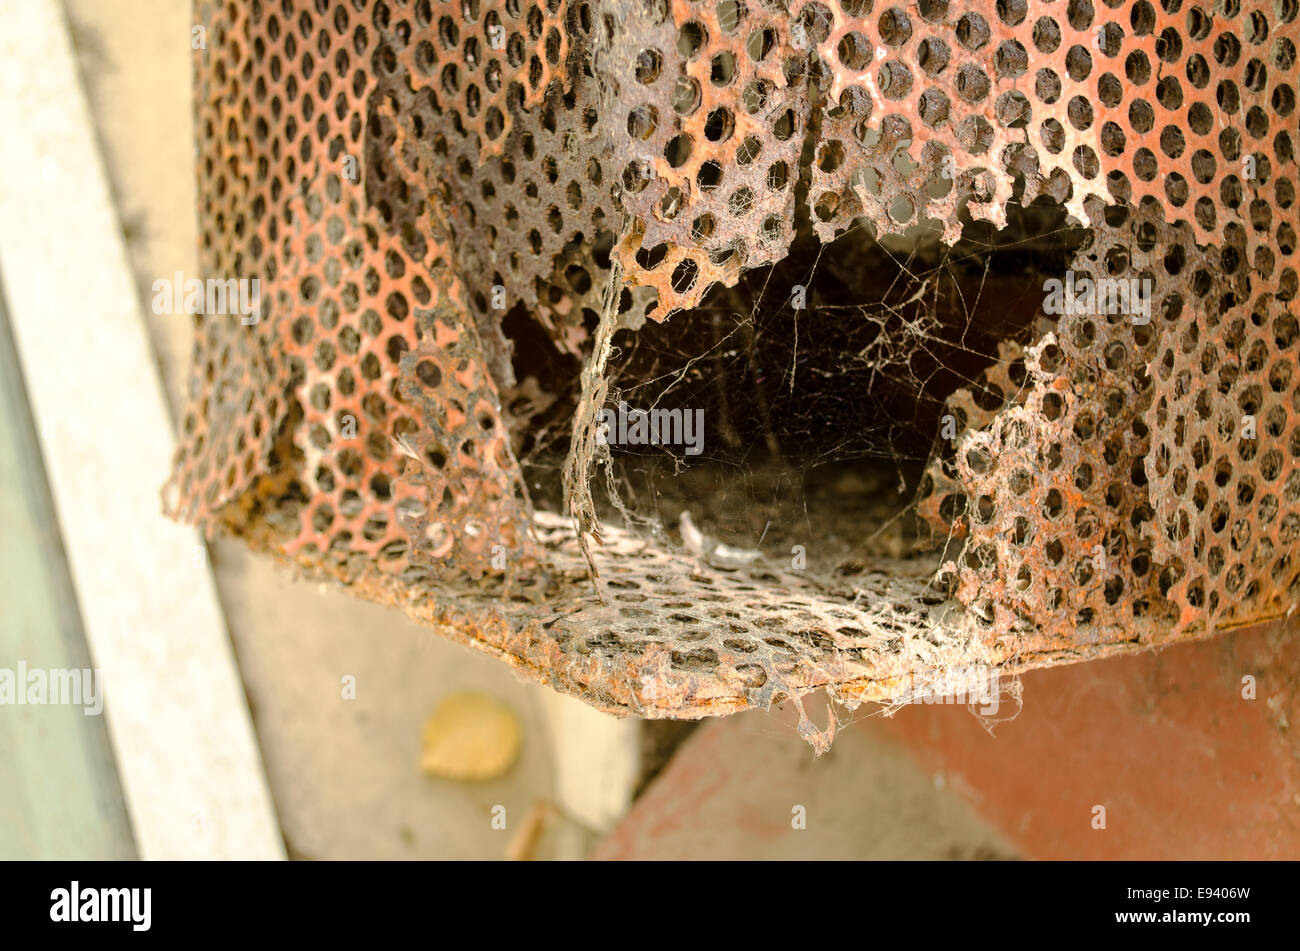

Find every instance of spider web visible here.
[586,201,1088,570]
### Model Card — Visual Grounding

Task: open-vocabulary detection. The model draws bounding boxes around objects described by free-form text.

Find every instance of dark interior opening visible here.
[505,197,1088,569]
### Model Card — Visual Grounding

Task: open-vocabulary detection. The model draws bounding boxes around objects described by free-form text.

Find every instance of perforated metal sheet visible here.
[167,0,1299,738]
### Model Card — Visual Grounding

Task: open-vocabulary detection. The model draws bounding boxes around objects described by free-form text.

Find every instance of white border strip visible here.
[0,0,284,860]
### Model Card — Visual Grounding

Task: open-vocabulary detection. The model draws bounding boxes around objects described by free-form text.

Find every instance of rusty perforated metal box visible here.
[166,0,1299,746]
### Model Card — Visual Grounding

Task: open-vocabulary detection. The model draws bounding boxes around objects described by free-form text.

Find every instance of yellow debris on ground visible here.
[420,692,521,782]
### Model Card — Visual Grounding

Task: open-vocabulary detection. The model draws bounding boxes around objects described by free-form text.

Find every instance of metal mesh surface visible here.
[167,0,1299,739]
